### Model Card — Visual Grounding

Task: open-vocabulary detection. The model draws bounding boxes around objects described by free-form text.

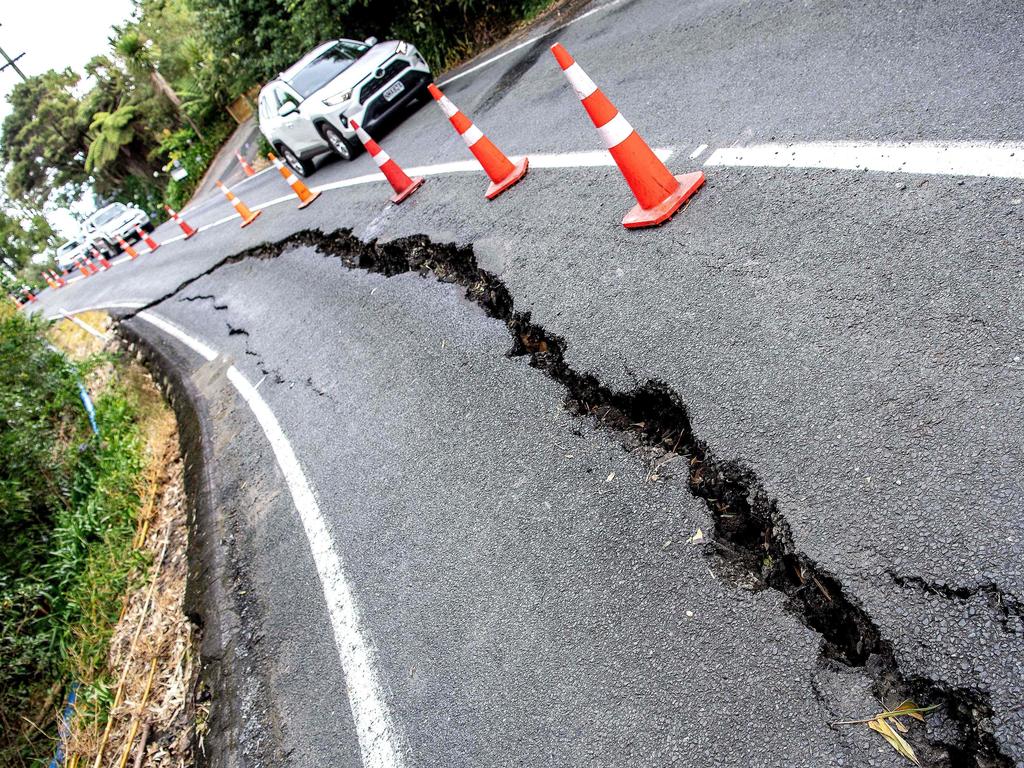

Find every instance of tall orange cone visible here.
[348,120,424,204]
[550,43,704,228]
[165,205,197,239]
[51,270,66,287]
[427,83,527,199]
[236,151,256,177]
[118,238,139,259]
[91,247,112,270]
[216,181,261,227]
[9,293,24,308]
[136,226,160,252]
[76,257,91,276]
[42,271,58,289]
[267,153,322,208]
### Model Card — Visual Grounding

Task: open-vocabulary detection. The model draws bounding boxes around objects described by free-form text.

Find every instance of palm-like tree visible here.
[114,29,205,140]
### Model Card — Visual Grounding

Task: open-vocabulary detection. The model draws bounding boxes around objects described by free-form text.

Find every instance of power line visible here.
[0,23,27,81]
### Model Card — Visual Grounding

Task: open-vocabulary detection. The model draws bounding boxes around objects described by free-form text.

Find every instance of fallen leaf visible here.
[893,700,929,723]
[868,717,919,765]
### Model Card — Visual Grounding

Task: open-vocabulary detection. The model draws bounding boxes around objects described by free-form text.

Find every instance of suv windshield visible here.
[289,41,369,98]
[57,242,80,254]
[89,204,127,227]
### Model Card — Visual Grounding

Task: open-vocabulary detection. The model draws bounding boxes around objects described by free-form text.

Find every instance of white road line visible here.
[689,143,708,159]
[45,302,145,321]
[438,0,622,87]
[181,165,276,217]
[133,311,405,768]
[703,140,1024,179]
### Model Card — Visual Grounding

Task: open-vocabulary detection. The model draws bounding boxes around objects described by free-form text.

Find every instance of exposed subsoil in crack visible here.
[123,228,1014,768]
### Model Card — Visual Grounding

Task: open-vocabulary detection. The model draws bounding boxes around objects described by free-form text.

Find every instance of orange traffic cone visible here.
[9,293,23,308]
[550,43,704,228]
[76,257,93,276]
[427,83,527,199]
[236,151,256,177]
[42,272,58,289]
[118,238,139,259]
[51,270,66,287]
[267,153,322,208]
[92,247,113,270]
[165,205,197,239]
[348,120,424,204]
[216,181,261,227]
[136,226,160,252]
[23,288,37,303]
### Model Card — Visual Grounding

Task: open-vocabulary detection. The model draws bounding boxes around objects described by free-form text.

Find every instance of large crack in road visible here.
[118,226,1016,766]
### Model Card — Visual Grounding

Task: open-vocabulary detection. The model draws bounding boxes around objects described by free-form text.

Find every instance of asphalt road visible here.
[30,0,1024,765]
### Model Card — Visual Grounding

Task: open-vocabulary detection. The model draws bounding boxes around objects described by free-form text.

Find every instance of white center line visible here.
[703,140,1024,179]
[133,310,405,768]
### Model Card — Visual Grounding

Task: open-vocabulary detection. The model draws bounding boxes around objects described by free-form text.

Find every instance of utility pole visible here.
[0,23,27,81]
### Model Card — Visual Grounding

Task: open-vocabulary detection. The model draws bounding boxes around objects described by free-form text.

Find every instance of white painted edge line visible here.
[132,311,405,768]
[45,302,146,321]
[438,0,622,87]
[703,140,1024,179]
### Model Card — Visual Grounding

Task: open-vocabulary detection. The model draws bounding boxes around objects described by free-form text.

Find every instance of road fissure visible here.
[125,228,1013,767]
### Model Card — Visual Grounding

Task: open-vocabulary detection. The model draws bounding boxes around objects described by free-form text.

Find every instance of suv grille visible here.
[358,60,408,104]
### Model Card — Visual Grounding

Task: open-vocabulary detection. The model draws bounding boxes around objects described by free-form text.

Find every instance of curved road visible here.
[29,1,1024,765]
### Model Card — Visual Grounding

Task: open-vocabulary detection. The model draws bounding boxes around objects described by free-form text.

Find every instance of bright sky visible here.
[1,0,136,237]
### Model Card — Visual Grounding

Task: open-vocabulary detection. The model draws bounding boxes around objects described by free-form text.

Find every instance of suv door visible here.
[273,85,322,153]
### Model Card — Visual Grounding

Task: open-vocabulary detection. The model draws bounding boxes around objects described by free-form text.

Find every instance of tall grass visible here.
[0,303,148,766]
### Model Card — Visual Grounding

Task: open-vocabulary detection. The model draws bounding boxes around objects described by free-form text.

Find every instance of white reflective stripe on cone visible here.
[373,150,391,168]
[285,174,300,185]
[437,95,459,119]
[563,62,598,100]
[596,112,633,149]
[355,126,372,144]
[461,124,483,148]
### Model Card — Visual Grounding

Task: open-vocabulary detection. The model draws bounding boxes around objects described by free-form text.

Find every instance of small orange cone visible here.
[42,271,58,289]
[216,181,261,227]
[51,270,66,287]
[165,205,197,238]
[267,153,322,208]
[118,238,139,260]
[76,257,93,276]
[551,43,704,228]
[23,288,37,303]
[236,151,256,177]
[91,247,112,270]
[9,293,24,308]
[348,120,424,204]
[427,83,527,199]
[136,226,160,252]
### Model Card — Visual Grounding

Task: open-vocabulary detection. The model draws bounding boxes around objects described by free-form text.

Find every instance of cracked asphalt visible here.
[32,0,1024,764]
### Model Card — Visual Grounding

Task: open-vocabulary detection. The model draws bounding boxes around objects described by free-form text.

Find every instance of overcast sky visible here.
[1,0,135,236]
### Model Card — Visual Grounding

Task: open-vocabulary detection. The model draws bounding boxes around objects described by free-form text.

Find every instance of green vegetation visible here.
[0,0,554,292]
[0,304,148,765]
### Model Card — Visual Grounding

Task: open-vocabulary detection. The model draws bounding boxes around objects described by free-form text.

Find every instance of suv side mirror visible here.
[277,101,298,117]
[364,36,378,46]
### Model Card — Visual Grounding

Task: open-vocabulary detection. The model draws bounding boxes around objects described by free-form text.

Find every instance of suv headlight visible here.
[323,89,352,107]
[396,41,409,55]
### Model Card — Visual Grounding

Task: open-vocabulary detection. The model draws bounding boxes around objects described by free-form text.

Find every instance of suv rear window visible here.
[288,41,369,98]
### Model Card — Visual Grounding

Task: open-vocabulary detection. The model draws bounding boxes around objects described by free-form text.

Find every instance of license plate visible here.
[382,81,405,101]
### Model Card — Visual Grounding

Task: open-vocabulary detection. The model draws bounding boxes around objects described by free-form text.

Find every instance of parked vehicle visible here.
[258,37,432,176]
[84,202,152,256]
[54,240,88,271]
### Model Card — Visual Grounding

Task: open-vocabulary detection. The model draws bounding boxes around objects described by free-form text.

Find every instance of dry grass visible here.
[50,314,196,768]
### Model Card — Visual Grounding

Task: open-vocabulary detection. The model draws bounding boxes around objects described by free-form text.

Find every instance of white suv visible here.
[83,202,152,256]
[258,37,432,176]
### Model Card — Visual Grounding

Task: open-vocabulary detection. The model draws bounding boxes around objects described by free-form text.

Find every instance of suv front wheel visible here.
[278,143,315,177]
[321,124,361,162]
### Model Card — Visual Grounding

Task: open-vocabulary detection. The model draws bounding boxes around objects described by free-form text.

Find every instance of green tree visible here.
[0,70,89,208]
[114,27,206,139]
